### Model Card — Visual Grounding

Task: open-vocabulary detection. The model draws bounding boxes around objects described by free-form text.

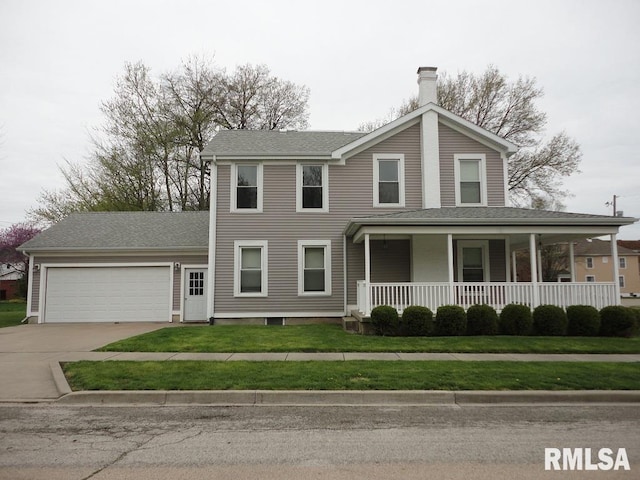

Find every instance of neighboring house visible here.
[19,66,637,324]
[0,264,23,300]
[572,238,640,298]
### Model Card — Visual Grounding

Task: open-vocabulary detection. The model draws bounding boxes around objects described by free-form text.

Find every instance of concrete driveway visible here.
[0,323,168,401]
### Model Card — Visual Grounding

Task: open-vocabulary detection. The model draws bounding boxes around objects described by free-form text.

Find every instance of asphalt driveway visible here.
[0,323,168,401]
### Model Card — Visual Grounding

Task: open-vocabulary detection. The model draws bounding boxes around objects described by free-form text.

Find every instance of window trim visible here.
[233,240,268,297]
[296,163,329,213]
[230,163,263,213]
[373,153,405,208]
[456,240,491,282]
[297,240,332,296]
[454,154,488,207]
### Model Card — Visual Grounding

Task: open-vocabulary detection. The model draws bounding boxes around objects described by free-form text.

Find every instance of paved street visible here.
[1,404,638,479]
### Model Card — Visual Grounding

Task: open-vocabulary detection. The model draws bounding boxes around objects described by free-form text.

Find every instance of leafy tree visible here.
[359,65,582,206]
[29,58,310,224]
[0,223,41,297]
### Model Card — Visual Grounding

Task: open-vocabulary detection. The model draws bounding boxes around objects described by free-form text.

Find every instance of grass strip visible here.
[62,360,640,391]
[98,324,640,354]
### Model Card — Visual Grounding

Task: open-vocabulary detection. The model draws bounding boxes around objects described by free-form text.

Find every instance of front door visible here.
[184,268,207,321]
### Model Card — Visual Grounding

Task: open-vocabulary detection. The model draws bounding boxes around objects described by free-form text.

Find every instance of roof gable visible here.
[331,103,519,161]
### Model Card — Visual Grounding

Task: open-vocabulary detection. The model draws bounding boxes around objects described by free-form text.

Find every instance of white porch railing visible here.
[357,281,617,315]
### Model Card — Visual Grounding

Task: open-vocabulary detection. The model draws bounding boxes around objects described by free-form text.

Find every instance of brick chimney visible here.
[417,66,438,106]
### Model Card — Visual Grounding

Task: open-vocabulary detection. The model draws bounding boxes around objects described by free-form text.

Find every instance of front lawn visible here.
[62,360,640,391]
[0,301,26,328]
[98,324,640,354]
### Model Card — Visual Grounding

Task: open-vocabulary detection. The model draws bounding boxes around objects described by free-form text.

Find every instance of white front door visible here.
[184,268,207,321]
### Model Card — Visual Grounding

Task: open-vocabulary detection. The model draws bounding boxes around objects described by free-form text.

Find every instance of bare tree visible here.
[359,66,582,206]
[29,58,310,224]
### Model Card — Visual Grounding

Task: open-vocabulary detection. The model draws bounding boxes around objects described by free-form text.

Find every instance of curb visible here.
[54,389,640,406]
[49,361,72,396]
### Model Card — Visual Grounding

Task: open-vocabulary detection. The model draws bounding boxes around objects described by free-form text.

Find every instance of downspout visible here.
[343,234,348,316]
[23,253,34,323]
[206,157,218,323]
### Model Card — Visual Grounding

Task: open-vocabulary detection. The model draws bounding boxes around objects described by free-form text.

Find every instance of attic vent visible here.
[265,317,285,326]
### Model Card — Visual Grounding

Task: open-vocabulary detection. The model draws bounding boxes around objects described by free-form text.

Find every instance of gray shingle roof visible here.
[201,130,366,158]
[574,238,640,256]
[19,212,209,252]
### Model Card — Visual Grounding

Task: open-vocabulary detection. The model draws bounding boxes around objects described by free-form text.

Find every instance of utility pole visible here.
[605,195,618,217]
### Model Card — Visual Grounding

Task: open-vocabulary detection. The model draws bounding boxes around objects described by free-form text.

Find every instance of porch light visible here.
[174,262,181,270]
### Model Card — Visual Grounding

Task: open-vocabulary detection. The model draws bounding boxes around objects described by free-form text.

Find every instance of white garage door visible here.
[44,266,172,323]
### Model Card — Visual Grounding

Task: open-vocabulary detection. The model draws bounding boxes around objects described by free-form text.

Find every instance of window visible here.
[619,276,625,288]
[602,257,609,264]
[298,240,331,295]
[457,241,490,282]
[586,275,595,282]
[234,241,268,296]
[454,154,487,206]
[188,271,205,296]
[296,163,328,212]
[373,154,405,207]
[620,257,627,269]
[231,164,263,212]
[586,257,594,269]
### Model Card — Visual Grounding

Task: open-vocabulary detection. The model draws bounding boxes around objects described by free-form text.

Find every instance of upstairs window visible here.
[373,154,405,207]
[297,164,328,212]
[454,154,487,206]
[232,164,263,212]
[586,257,594,269]
[620,257,627,269]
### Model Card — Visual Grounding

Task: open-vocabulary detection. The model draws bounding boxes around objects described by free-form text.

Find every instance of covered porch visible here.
[345,208,636,316]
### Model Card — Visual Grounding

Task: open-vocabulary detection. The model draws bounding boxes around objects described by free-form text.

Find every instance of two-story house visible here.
[19,67,637,324]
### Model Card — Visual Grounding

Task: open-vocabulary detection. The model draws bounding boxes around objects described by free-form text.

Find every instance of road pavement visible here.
[0,404,638,479]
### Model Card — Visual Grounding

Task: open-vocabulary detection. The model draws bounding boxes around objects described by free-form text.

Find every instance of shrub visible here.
[370,305,399,336]
[499,304,533,335]
[533,305,568,336]
[600,306,638,337]
[400,306,433,336]
[434,305,467,336]
[566,305,600,336]
[466,304,498,335]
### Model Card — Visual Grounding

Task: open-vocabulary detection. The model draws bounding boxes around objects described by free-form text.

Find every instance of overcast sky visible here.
[1,0,639,238]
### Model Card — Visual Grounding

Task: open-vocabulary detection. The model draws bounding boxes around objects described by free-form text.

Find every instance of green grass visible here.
[62,360,640,391]
[0,301,26,328]
[98,324,640,354]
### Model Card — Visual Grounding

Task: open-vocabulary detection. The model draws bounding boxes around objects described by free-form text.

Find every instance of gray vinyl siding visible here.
[29,254,207,313]
[439,123,506,207]
[215,124,422,315]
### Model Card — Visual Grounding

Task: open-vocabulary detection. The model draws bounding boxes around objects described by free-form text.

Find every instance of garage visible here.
[43,266,172,323]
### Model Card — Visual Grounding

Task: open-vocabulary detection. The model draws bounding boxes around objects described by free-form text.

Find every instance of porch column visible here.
[447,233,455,303]
[529,233,539,308]
[568,242,576,282]
[364,233,371,315]
[511,250,517,283]
[611,233,621,305]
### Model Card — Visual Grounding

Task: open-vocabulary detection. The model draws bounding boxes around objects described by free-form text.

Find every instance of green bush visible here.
[400,306,433,336]
[600,306,638,337]
[434,305,467,336]
[533,305,568,336]
[466,304,498,335]
[370,305,399,336]
[499,304,533,335]
[566,305,600,336]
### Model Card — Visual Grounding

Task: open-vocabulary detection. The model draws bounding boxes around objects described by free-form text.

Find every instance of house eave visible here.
[19,246,208,256]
